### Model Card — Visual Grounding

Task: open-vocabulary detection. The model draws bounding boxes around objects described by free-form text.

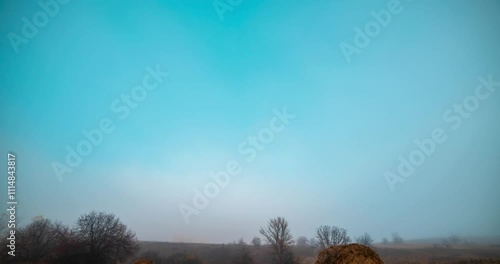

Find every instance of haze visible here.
[1,0,499,245]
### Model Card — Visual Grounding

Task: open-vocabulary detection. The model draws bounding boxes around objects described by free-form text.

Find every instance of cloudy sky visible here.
[1,0,499,243]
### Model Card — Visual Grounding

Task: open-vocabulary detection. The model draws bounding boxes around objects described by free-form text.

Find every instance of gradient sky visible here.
[1,0,499,243]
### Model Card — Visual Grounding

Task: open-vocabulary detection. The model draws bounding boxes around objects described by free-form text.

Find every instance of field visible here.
[138,241,500,264]
[377,244,500,263]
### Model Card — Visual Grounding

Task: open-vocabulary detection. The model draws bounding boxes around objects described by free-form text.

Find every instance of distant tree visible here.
[315,225,351,249]
[308,238,317,247]
[296,236,308,247]
[259,217,295,264]
[448,234,461,245]
[355,233,374,246]
[382,237,388,245]
[208,244,232,263]
[391,232,403,244]
[233,239,254,264]
[74,211,139,263]
[251,236,261,248]
[238,237,247,245]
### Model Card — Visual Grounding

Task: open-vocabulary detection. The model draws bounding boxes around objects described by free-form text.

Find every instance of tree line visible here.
[0,211,138,264]
[1,213,404,264]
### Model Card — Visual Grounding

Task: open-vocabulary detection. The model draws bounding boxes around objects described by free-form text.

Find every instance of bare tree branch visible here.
[259,217,295,264]
[315,225,351,249]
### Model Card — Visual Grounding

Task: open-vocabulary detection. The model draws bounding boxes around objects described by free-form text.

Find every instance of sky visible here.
[0,0,499,243]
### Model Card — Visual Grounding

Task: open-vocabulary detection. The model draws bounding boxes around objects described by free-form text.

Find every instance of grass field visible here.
[137,241,500,263]
[376,244,500,263]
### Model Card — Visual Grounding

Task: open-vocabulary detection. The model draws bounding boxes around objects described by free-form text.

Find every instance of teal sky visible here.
[1,0,499,243]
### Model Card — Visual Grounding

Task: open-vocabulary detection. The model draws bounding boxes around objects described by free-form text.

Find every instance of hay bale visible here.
[316,244,383,264]
[132,258,154,264]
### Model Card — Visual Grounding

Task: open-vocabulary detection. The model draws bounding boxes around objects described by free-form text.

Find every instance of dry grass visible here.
[375,245,500,264]
[137,241,500,264]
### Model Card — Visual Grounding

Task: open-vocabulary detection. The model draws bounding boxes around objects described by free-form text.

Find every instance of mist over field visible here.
[1,0,499,263]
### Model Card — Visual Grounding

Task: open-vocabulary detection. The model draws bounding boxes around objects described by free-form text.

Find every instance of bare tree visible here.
[238,237,247,245]
[355,232,374,246]
[259,217,295,264]
[233,239,254,264]
[382,237,388,245]
[251,236,261,248]
[391,232,403,244]
[315,225,351,249]
[16,216,71,263]
[74,211,139,263]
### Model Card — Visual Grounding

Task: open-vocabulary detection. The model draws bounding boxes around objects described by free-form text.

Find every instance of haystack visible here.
[316,244,383,264]
[132,258,154,264]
